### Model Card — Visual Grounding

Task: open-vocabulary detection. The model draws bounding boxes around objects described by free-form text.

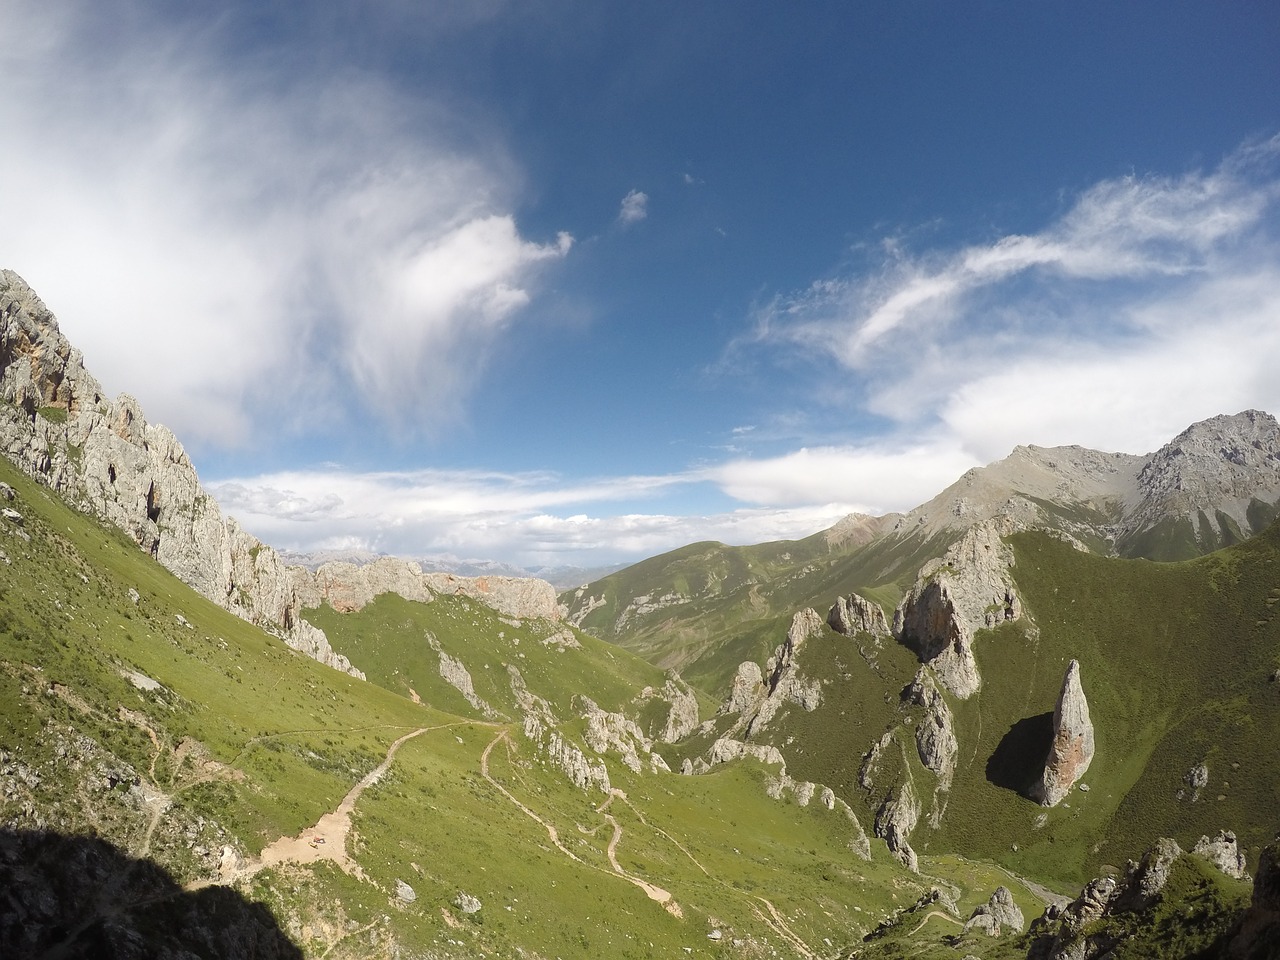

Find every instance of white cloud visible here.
[618,189,649,225]
[0,2,569,447]
[707,441,977,512]
[209,464,858,567]
[747,136,1280,466]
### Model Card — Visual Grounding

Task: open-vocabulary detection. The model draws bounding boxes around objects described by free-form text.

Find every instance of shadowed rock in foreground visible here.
[0,828,301,960]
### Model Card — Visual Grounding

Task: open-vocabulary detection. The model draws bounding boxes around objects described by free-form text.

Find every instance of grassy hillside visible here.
[670,520,1280,898]
[8,456,1004,958]
[563,526,957,695]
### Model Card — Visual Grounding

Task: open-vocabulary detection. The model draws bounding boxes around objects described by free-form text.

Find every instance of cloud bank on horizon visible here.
[2,2,1278,568]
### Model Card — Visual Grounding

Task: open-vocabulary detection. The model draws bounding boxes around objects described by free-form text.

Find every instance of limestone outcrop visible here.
[1030,660,1095,807]
[874,778,920,872]
[1027,838,1183,960]
[893,521,1021,698]
[420,572,561,621]
[904,671,958,791]
[0,270,362,679]
[649,677,700,743]
[827,593,890,639]
[1194,829,1250,881]
[746,608,825,734]
[722,661,765,718]
[963,886,1024,937]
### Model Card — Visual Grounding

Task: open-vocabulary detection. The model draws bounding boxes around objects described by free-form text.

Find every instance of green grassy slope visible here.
[687,522,1280,896]
[5,456,978,958]
[563,526,957,695]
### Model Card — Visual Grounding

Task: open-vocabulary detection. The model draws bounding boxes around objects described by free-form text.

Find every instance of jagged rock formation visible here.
[420,572,561,621]
[962,886,1024,937]
[1027,838,1185,960]
[578,696,671,774]
[1229,834,1280,959]
[1,271,564,684]
[293,560,561,621]
[893,522,1020,698]
[1030,660,1095,807]
[638,677,700,743]
[425,634,501,719]
[522,714,611,793]
[904,671,958,792]
[1196,829,1251,881]
[722,608,826,736]
[723,661,766,717]
[1119,410,1280,554]
[827,592,890,639]
[0,270,362,679]
[874,778,920,872]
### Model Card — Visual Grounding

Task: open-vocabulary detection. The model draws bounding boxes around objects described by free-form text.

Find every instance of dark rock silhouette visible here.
[0,828,301,959]
[986,712,1054,794]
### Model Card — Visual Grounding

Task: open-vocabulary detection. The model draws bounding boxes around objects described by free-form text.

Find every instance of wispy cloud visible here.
[617,189,649,225]
[210,465,858,566]
[0,1,570,447]
[746,136,1280,462]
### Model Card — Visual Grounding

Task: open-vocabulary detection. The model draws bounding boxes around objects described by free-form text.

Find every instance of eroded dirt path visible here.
[192,723,473,891]
[481,731,683,917]
[752,896,815,959]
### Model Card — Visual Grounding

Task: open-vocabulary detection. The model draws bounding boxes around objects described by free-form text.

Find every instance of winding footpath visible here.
[480,730,684,918]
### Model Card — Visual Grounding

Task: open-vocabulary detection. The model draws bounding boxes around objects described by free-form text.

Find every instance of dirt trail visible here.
[481,732,683,917]
[753,897,815,959]
[480,730,582,864]
[907,910,965,936]
[193,724,458,890]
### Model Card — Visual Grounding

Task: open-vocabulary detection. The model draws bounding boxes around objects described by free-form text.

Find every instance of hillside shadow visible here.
[0,827,302,959]
[986,712,1054,795]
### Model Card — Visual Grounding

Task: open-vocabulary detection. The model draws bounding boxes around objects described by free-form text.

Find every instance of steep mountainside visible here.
[0,269,560,679]
[564,411,1280,691]
[0,454,940,958]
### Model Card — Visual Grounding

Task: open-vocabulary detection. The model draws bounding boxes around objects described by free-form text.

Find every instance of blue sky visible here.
[3,1,1279,568]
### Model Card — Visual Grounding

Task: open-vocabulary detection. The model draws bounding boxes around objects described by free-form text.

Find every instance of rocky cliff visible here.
[0,270,363,678]
[893,521,1022,698]
[1,271,564,679]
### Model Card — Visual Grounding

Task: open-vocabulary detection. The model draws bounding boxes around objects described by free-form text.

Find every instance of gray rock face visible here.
[1121,410,1280,550]
[654,677,700,743]
[963,886,1024,937]
[723,661,765,717]
[746,608,825,734]
[0,270,363,680]
[1028,838,1186,960]
[905,671,958,790]
[893,521,1020,698]
[420,571,561,621]
[1030,660,1095,807]
[827,593,890,639]
[1194,830,1250,880]
[874,779,920,872]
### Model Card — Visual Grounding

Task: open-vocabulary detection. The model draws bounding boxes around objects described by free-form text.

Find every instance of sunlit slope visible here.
[304,590,719,729]
[562,526,957,694]
[1,456,952,958]
[658,522,1280,892]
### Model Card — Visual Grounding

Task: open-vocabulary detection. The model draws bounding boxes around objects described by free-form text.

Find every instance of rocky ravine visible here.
[0,270,559,678]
